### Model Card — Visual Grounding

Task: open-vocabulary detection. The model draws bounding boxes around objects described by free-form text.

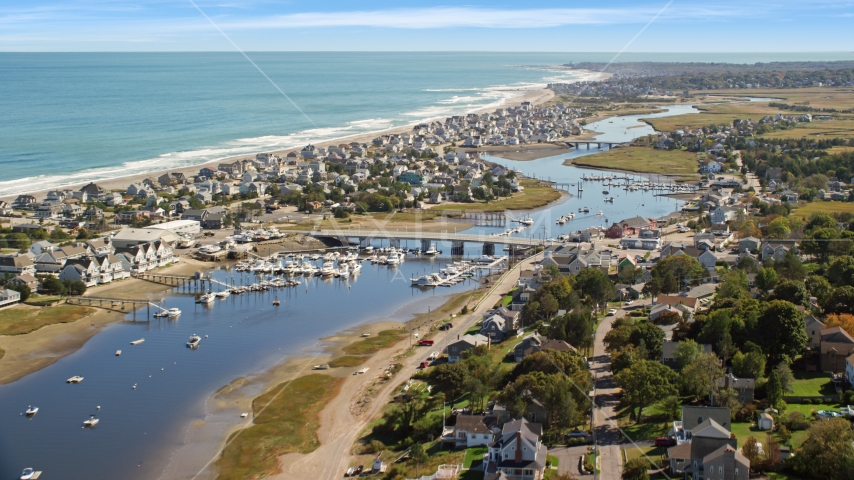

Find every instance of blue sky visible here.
[1,0,853,51]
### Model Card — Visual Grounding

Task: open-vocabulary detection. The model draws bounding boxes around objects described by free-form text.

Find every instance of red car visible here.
[418,361,430,369]
[654,437,675,447]
[417,339,434,346]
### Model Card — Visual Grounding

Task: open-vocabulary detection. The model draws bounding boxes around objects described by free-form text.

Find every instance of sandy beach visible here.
[0,86,560,204]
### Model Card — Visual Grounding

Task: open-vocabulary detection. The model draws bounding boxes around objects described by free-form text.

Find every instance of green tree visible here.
[409,442,428,477]
[826,286,854,315]
[549,312,595,352]
[622,458,650,480]
[673,339,703,371]
[805,275,833,307]
[827,256,854,287]
[770,280,810,306]
[742,436,762,468]
[758,300,807,365]
[651,255,706,292]
[756,267,779,292]
[681,352,724,401]
[773,362,796,394]
[63,279,87,296]
[629,322,666,360]
[573,268,615,310]
[789,418,854,479]
[731,350,766,382]
[39,276,66,296]
[658,395,682,423]
[765,217,791,239]
[7,283,31,302]
[615,360,678,423]
[717,269,750,300]
[612,345,642,375]
[427,363,469,401]
[766,371,784,408]
[775,249,806,281]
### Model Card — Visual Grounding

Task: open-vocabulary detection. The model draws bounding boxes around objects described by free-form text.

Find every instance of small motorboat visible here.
[186,334,201,348]
[66,376,84,384]
[25,406,38,416]
[196,292,216,304]
[273,299,280,306]
[167,308,181,318]
[240,412,249,418]
[115,350,122,356]
[153,311,168,318]
[130,338,144,345]
[361,333,371,337]
[83,414,99,427]
[313,364,330,370]
[20,468,36,480]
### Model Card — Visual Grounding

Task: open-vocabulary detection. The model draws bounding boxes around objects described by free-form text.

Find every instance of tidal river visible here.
[0,102,700,480]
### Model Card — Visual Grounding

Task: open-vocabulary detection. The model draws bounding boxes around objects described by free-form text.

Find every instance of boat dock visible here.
[412,256,507,287]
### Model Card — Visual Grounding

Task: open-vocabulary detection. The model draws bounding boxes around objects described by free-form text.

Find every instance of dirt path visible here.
[273,254,543,480]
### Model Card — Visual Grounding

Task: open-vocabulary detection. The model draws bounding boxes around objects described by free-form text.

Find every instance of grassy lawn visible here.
[343,329,406,356]
[328,355,366,368]
[624,445,666,468]
[565,146,700,181]
[616,403,671,442]
[642,102,785,132]
[760,119,854,140]
[0,305,95,336]
[791,201,854,220]
[547,454,559,467]
[463,446,488,468]
[490,334,526,373]
[790,371,835,397]
[216,374,343,480]
[695,88,854,111]
[433,180,561,213]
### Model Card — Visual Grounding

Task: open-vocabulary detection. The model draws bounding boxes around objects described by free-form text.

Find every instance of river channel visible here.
[0,102,703,480]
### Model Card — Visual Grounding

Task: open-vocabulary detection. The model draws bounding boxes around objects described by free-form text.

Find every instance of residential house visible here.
[820,326,854,372]
[447,414,499,448]
[13,194,38,210]
[0,288,21,309]
[760,241,799,262]
[804,315,826,349]
[738,237,760,253]
[0,255,36,276]
[713,373,755,405]
[513,334,576,363]
[446,334,489,363]
[484,418,547,480]
[9,273,39,292]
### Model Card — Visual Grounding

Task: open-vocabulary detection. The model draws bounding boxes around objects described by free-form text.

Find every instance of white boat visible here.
[313,364,330,370]
[83,415,99,427]
[115,350,121,356]
[186,334,201,348]
[67,376,84,383]
[216,290,231,299]
[320,264,335,277]
[361,333,371,337]
[362,245,374,253]
[153,310,169,318]
[424,243,439,255]
[20,468,36,480]
[198,244,222,255]
[25,406,38,416]
[130,338,145,345]
[196,292,216,304]
[411,273,443,286]
[167,308,181,318]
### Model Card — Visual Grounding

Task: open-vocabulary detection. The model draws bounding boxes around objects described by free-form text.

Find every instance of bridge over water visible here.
[295,229,541,255]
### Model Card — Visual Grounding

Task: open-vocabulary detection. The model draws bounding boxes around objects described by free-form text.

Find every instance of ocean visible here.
[1,51,851,197]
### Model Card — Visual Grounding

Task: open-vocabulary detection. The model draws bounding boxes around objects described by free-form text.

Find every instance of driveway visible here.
[548,445,594,479]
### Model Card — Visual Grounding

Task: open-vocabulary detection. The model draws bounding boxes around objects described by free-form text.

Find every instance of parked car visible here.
[654,437,675,447]
[438,323,453,331]
[567,430,588,438]
[418,361,430,369]
[607,308,617,316]
[354,465,364,475]
[624,300,634,306]
[417,339,434,346]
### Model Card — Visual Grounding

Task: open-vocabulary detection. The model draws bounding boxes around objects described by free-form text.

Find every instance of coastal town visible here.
[1,60,854,480]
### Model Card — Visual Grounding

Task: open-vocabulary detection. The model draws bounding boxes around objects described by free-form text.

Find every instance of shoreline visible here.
[160,286,482,480]
[0,257,210,386]
[0,86,563,203]
[562,157,697,181]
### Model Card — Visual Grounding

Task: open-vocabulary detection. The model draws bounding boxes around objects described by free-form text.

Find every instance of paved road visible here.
[592,310,623,480]
[548,445,594,479]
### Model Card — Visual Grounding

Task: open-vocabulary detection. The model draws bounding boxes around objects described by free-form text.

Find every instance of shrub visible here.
[735,403,758,423]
